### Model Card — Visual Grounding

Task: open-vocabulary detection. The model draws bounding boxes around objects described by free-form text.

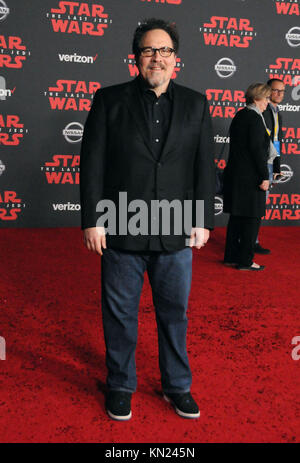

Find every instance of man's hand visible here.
[189,228,210,249]
[83,227,106,256]
[273,172,282,180]
[259,180,270,191]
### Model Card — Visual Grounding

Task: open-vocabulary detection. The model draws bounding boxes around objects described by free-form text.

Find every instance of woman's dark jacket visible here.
[223,107,270,218]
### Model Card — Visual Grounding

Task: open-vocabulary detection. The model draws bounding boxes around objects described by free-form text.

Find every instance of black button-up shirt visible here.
[137,76,174,251]
[138,76,173,161]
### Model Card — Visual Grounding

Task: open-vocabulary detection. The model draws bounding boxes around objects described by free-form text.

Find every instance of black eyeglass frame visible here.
[139,46,176,57]
[271,89,285,94]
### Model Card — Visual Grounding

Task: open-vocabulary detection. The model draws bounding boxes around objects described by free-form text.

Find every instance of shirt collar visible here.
[137,75,173,100]
[269,102,279,113]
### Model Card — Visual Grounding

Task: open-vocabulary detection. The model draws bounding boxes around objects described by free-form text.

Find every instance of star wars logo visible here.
[0,191,24,221]
[0,35,31,69]
[282,126,300,154]
[140,0,182,4]
[41,155,80,184]
[0,115,28,146]
[44,80,101,111]
[266,58,300,86]
[275,0,299,16]
[47,1,112,36]
[206,89,245,118]
[199,16,256,48]
[264,193,300,220]
[124,54,184,79]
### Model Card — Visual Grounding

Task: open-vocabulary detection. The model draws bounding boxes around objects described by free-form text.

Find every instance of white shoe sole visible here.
[107,409,132,421]
[163,394,200,419]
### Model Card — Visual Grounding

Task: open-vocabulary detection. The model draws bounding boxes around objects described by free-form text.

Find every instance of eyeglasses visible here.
[271,89,285,94]
[139,47,175,57]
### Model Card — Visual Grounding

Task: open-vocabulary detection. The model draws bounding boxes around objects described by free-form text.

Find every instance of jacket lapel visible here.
[122,79,153,159]
[160,83,186,162]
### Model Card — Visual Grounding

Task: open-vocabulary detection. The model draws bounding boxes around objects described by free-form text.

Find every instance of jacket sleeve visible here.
[80,89,107,230]
[273,155,280,174]
[193,96,216,229]
[248,112,269,182]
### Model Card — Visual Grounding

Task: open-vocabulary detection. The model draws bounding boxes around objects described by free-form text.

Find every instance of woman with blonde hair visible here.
[223,83,275,270]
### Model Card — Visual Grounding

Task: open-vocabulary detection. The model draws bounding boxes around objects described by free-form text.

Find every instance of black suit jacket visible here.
[80,78,215,251]
[262,104,282,174]
[223,107,269,218]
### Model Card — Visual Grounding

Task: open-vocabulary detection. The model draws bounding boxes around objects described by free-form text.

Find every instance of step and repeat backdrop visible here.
[0,0,299,228]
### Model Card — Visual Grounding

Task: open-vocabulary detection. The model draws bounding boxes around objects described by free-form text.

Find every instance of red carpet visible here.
[0,227,300,443]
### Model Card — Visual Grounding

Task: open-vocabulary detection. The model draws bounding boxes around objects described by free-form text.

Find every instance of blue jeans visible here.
[101,247,193,394]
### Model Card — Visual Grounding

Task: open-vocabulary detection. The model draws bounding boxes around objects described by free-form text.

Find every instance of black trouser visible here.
[224,215,261,267]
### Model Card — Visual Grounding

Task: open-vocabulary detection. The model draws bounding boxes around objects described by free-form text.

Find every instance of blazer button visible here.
[157,162,162,167]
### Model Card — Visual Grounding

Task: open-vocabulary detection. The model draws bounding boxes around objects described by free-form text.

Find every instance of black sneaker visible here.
[164,392,200,419]
[106,391,132,421]
[254,243,271,254]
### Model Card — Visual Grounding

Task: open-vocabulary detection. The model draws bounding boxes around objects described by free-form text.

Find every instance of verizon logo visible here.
[0,76,16,100]
[52,202,81,211]
[58,53,98,64]
[0,86,15,99]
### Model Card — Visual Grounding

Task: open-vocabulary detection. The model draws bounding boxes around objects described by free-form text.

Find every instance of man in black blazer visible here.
[255,78,285,254]
[80,18,215,420]
[263,78,284,176]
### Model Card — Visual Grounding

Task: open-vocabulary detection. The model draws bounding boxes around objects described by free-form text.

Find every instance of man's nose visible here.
[152,50,162,60]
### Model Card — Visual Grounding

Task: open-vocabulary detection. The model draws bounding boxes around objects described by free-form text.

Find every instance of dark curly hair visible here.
[132,18,179,61]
